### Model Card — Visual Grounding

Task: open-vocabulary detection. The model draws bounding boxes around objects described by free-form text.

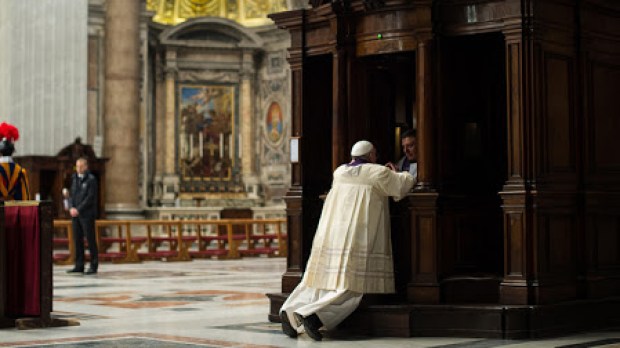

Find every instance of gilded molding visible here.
[147,0,289,27]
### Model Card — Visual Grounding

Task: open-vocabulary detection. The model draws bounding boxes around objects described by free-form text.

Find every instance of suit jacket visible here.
[0,160,30,200]
[70,171,97,219]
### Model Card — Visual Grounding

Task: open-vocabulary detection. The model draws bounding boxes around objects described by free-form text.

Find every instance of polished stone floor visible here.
[1,258,619,347]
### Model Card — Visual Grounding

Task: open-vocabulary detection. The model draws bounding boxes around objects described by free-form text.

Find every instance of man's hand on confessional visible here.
[70,208,79,217]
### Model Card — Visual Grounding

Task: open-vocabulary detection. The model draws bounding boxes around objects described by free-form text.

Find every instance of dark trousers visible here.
[72,216,98,270]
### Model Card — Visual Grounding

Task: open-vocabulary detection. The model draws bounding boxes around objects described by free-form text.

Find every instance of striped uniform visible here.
[0,162,30,200]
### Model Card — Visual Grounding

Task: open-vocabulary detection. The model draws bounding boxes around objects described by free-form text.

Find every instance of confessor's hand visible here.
[70,208,79,217]
[385,162,397,171]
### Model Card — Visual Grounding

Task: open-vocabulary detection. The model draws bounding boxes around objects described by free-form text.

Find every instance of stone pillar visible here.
[103,0,142,218]
[161,63,180,205]
[240,51,259,196]
[240,73,253,177]
[150,53,167,205]
[164,63,177,175]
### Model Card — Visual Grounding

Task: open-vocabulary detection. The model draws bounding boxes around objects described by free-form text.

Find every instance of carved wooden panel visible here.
[505,40,525,186]
[535,210,576,278]
[408,193,440,304]
[581,0,620,300]
[418,217,434,274]
[283,192,303,293]
[592,215,620,268]
[306,25,334,54]
[354,8,426,56]
[506,212,525,277]
[543,56,574,172]
[585,193,620,298]
[591,64,620,171]
[441,0,521,35]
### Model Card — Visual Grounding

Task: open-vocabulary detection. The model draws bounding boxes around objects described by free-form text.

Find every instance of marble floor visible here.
[1,258,619,347]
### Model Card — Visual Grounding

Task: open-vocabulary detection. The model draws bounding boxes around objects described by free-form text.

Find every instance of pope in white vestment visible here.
[280,140,415,341]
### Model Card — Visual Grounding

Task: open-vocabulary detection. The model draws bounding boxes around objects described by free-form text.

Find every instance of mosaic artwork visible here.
[1,259,617,348]
[265,101,284,145]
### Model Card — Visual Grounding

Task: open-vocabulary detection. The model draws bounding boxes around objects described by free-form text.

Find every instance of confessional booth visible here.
[267,0,620,338]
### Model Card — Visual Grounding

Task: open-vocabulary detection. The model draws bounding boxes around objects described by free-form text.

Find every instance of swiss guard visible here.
[0,122,30,200]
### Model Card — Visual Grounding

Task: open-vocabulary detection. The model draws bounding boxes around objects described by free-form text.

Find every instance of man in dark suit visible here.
[67,157,98,275]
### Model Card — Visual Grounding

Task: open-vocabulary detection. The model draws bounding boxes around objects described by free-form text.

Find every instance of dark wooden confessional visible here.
[267,0,620,338]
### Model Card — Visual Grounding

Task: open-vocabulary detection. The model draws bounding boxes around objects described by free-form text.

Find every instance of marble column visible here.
[103,0,142,218]
[150,53,167,204]
[164,64,177,175]
[240,51,258,196]
[161,64,180,204]
[240,74,253,177]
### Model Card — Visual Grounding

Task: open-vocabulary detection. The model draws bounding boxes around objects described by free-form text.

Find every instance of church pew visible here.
[166,219,241,260]
[50,218,287,262]
[185,221,230,259]
[95,220,147,263]
[138,221,193,261]
[52,220,74,265]
[237,219,287,257]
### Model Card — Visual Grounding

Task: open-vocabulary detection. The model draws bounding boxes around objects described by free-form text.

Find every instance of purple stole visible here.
[347,158,370,167]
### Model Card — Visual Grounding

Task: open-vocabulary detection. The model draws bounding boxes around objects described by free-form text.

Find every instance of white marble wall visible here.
[0,0,87,156]
[0,0,10,123]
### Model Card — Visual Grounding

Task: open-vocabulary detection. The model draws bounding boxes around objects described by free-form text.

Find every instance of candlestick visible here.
[180,135,185,159]
[219,133,224,158]
[238,135,242,158]
[189,134,193,158]
[229,134,233,160]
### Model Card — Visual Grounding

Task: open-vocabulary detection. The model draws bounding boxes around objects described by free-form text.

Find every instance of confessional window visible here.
[354,52,416,163]
[301,54,333,265]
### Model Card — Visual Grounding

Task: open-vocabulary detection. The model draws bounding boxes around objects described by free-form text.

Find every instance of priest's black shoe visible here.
[84,268,98,275]
[301,314,323,341]
[66,268,83,274]
[280,311,298,338]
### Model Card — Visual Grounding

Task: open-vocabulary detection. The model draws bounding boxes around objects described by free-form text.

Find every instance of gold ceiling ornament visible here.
[146,0,289,27]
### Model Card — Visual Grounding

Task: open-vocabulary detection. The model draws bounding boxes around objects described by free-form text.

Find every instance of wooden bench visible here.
[96,220,147,263]
[52,220,74,265]
[52,218,287,262]
[185,221,233,259]
[236,219,287,257]
[138,221,192,261]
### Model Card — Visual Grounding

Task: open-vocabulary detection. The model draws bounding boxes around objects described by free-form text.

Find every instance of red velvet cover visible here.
[5,205,40,317]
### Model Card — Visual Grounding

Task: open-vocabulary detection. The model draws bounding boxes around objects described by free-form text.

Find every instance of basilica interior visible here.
[3,0,308,221]
[1,0,619,345]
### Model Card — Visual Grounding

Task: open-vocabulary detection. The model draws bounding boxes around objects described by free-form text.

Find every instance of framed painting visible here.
[177,83,238,191]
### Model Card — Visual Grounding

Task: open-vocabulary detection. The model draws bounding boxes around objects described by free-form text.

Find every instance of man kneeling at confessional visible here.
[280,140,415,341]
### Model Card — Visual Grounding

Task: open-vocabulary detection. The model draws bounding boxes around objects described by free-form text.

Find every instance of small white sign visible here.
[93,135,103,158]
[290,137,299,163]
